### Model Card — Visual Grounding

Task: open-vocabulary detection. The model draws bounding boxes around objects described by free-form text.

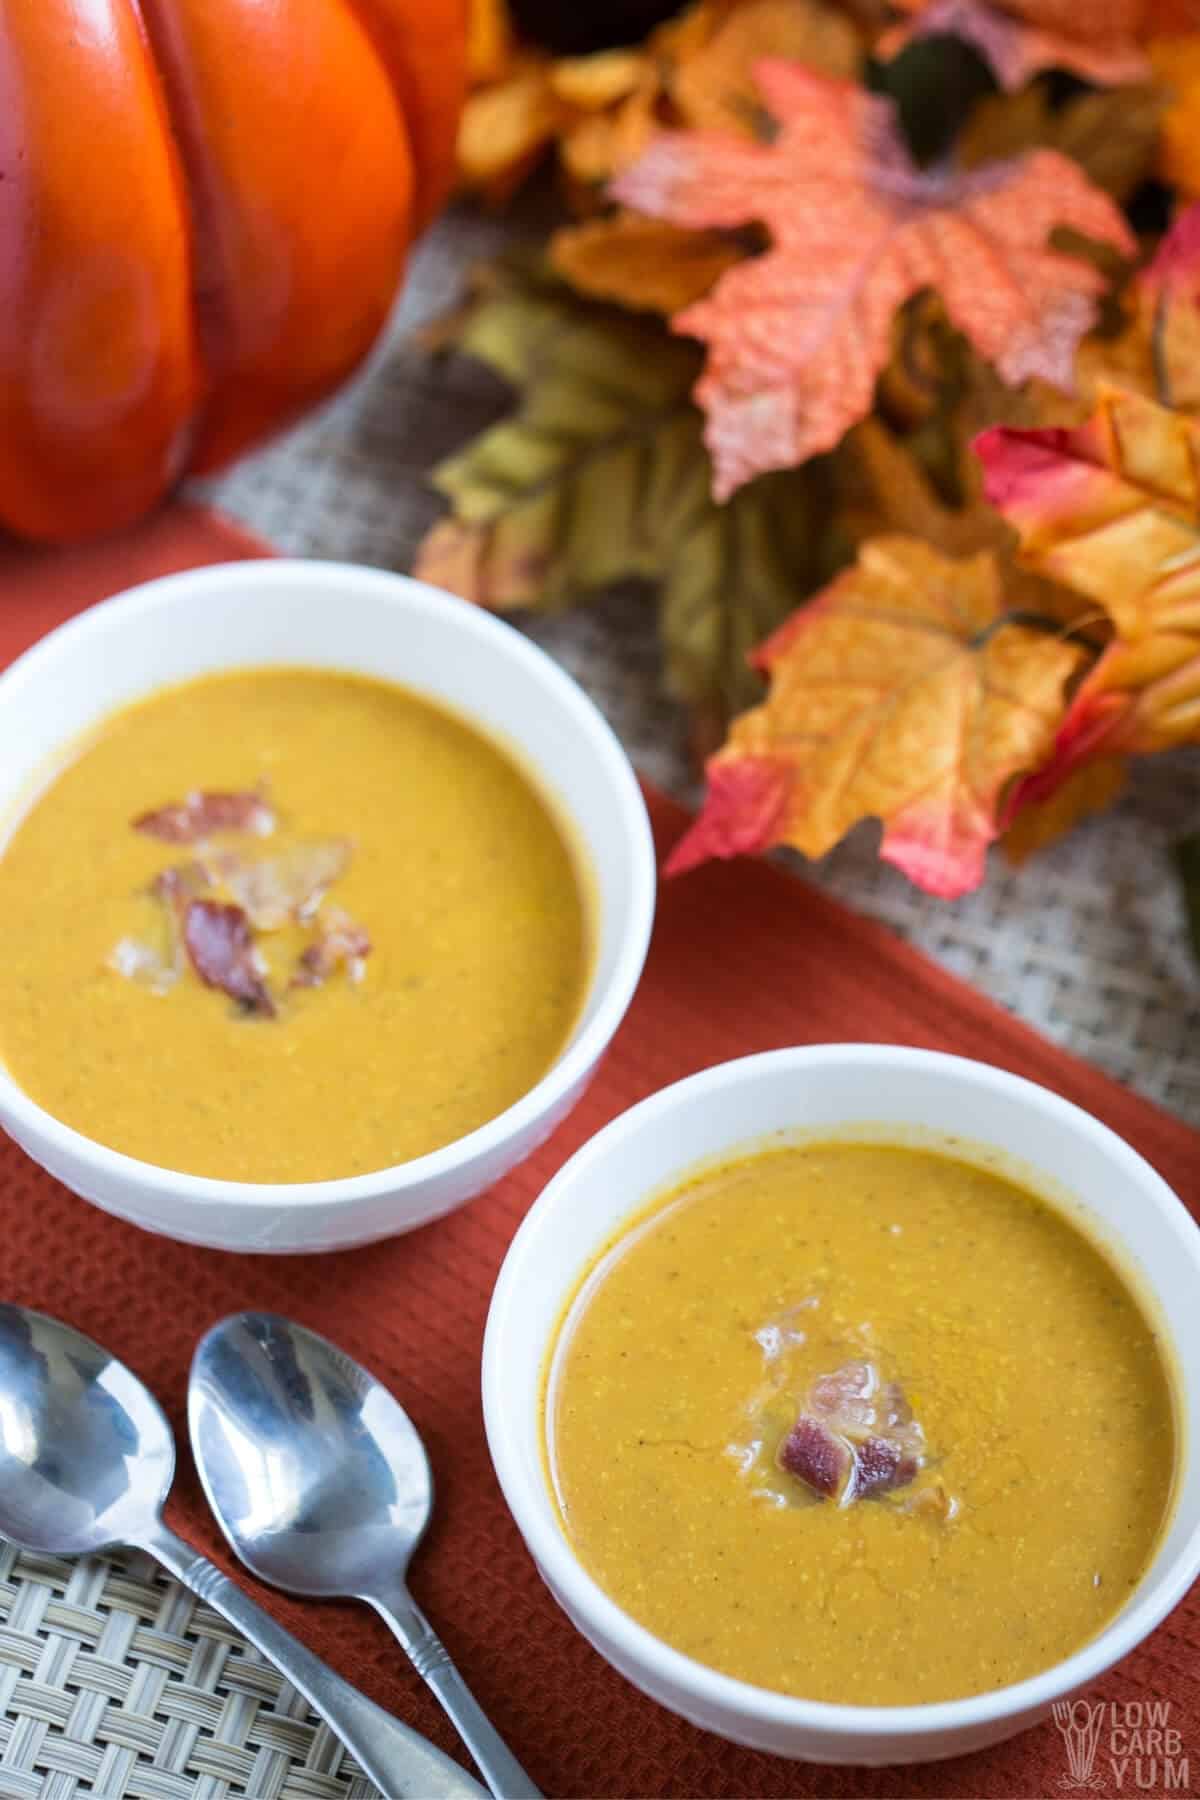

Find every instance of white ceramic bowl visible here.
[483,1045,1200,1765]
[0,559,655,1253]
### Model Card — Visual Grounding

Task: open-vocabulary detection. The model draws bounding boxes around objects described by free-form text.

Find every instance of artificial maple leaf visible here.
[1151,37,1200,196]
[979,385,1200,650]
[666,537,1086,897]
[1077,202,1200,412]
[413,270,831,723]
[550,0,864,308]
[457,1,653,201]
[1140,201,1200,412]
[670,0,861,129]
[456,0,861,204]
[1001,756,1127,862]
[612,63,1136,500]
[834,411,1088,626]
[457,53,573,200]
[549,212,745,312]
[978,384,1200,846]
[957,81,1165,203]
[467,0,516,86]
[881,0,1153,90]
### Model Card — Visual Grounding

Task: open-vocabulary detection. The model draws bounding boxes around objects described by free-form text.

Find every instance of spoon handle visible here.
[368,1587,542,1800]
[138,1523,487,1800]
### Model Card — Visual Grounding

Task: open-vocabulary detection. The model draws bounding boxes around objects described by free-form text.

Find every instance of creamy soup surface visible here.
[548,1144,1176,1706]
[0,668,590,1181]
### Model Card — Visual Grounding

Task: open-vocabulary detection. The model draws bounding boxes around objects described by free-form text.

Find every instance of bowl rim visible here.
[483,1043,1200,1741]
[0,558,657,1207]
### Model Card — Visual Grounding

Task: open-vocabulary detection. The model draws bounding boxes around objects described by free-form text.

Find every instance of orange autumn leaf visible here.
[671,0,861,129]
[549,47,647,110]
[957,81,1165,204]
[457,54,571,198]
[1077,201,1200,412]
[467,0,516,86]
[1141,200,1200,410]
[612,64,1135,500]
[667,538,1085,898]
[978,386,1200,655]
[1001,756,1127,863]
[459,0,864,202]
[882,0,1153,89]
[978,385,1200,846]
[550,212,744,312]
[1151,37,1200,197]
[457,4,647,199]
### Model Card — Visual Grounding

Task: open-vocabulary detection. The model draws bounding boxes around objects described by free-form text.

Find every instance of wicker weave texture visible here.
[0,1544,379,1800]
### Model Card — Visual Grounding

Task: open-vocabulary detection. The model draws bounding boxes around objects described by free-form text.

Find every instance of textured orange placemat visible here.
[1,507,1198,1800]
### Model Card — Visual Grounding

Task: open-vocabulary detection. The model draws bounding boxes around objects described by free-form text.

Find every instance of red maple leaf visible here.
[1142,197,1200,313]
[612,64,1135,500]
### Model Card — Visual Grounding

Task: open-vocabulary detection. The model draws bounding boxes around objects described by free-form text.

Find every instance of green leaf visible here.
[416,267,829,721]
[1174,833,1200,970]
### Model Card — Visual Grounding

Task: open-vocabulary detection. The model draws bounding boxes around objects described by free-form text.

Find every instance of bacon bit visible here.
[212,838,352,930]
[854,1436,919,1499]
[292,906,372,989]
[134,788,275,844]
[182,900,275,1017]
[777,1360,927,1507]
[778,1416,853,1501]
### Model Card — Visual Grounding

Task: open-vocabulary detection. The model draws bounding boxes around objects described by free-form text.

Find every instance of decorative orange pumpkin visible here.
[0,0,466,543]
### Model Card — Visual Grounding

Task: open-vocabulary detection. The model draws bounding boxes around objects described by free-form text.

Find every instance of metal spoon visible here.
[189,1313,541,1800]
[0,1303,485,1800]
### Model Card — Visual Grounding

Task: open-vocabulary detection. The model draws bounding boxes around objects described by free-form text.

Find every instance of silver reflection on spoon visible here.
[189,1312,541,1800]
[0,1303,485,1800]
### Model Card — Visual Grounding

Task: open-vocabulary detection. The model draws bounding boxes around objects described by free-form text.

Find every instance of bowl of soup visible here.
[483,1045,1200,1764]
[0,559,655,1252]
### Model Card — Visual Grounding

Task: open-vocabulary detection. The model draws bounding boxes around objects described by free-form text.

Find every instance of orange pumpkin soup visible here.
[0,668,590,1181]
[547,1143,1176,1705]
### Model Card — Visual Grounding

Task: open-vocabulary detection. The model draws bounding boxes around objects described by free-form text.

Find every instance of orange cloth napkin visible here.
[0,506,1197,1799]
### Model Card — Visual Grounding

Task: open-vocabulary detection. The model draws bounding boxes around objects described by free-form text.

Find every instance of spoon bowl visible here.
[191,1313,541,1798]
[0,1302,174,1556]
[189,1312,431,1597]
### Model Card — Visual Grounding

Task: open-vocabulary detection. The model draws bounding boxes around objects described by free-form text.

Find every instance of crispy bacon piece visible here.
[854,1436,919,1499]
[182,900,275,1017]
[134,788,275,844]
[778,1416,853,1500]
[777,1359,926,1506]
[292,906,372,988]
[212,839,352,930]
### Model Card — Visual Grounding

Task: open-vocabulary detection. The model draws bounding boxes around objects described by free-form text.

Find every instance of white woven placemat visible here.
[0,1544,378,1799]
[2,206,1198,1800]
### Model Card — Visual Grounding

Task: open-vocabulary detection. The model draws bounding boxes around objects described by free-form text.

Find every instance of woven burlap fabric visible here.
[209,205,1200,1125]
